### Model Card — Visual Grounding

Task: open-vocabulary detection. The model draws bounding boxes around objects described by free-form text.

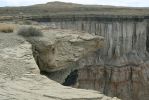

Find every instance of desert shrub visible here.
[23,20,32,25]
[0,23,14,33]
[17,26,43,37]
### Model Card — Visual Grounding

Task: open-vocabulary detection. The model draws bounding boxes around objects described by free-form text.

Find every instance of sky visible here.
[0,0,149,7]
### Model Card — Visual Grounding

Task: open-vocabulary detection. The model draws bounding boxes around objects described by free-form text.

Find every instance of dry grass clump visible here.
[0,23,15,33]
[17,26,43,37]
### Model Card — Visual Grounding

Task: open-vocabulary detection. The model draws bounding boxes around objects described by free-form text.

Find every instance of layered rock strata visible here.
[26,29,104,83]
[35,16,149,100]
[0,30,118,100]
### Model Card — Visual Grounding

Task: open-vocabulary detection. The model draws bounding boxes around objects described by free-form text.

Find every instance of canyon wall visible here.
[33,16,149,100]
[0,29,120,100]
[25,29,104,83]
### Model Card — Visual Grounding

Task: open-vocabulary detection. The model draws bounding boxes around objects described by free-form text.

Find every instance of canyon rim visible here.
[0,1,149,100]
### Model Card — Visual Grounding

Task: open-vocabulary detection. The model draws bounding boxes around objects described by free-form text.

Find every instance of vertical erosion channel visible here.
[35,17,149,100]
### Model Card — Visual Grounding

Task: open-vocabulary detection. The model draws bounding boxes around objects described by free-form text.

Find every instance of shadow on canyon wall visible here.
[34,16,149,100]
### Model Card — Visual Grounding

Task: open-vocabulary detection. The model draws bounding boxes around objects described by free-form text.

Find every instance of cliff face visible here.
[25,29,104,83]
[0,27,119,100]
[37,17,149,100]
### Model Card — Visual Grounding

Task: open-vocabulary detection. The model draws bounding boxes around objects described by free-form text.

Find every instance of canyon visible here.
[0,28,118,100]
[30,16,149,100]
[0,1,149,100]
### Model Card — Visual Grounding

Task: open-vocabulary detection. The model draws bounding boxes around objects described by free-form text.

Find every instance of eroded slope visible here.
[0,29,118,100]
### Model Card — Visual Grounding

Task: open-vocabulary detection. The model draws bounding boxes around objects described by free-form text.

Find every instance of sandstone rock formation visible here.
[36,16,149,100]
[0,29,119,100]
[24,29,104,82]
[1,2,149,100]
[30,29,104,72]
[0,73,120,100]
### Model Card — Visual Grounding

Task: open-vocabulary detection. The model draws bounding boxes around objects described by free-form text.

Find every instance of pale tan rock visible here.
[0,30,118,100]
[0,74,112,100]
[45,18,149,100]
[28,29,104,72]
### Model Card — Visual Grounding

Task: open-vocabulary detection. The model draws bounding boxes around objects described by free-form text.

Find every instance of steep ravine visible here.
[33,16,149,100]
[0,30,120,100]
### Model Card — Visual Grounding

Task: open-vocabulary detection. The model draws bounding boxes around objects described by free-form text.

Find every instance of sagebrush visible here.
[17,27,43,37]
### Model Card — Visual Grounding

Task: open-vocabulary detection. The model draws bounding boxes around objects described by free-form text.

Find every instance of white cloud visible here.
[0,0,149,7]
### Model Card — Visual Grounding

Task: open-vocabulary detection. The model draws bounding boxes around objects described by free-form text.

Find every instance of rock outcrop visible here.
[35,16,149,100]
[0,29,119,100]
[25,29,104,83]
[29,29,104,72]
[0,73,120,100]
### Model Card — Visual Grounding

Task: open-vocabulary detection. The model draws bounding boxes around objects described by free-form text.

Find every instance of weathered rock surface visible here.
[38,17,149,100]
[28,29,104,72]
[0,73,120,100]
[0,30,118,100]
